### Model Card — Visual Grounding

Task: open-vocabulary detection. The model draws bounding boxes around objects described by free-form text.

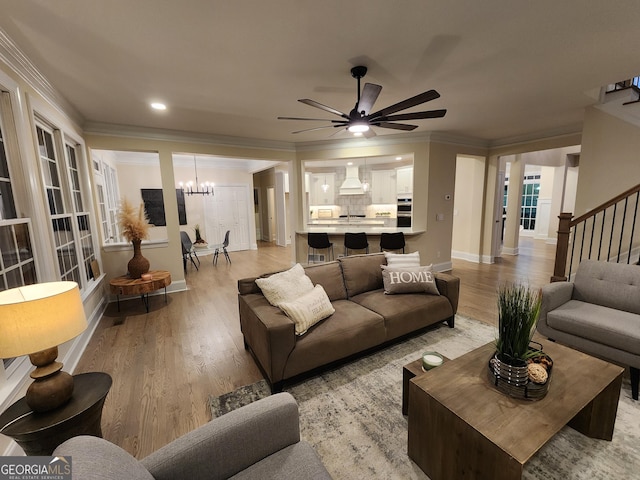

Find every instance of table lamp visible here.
[0,281,88,413]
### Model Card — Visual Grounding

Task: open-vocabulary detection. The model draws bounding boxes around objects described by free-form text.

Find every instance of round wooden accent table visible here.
[0,372,112,456]
[109,270,171,312]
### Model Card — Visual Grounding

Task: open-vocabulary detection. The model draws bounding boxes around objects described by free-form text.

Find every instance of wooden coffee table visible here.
[402,355,450,415]
[407,340,624,480]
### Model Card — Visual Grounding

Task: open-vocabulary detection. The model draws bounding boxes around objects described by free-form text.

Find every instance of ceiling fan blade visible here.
[368,89,440,120]
[363,127,377,138]
[292,124,345,134]
[299,99,349,119]
[373,122,418,131]
[278,116,344,122]
[378,109,447,122]
[357,83,382,114]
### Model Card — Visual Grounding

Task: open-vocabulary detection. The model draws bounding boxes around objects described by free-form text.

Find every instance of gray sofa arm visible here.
[142,393,300,480]
[434,272,460,314]
[537,281,574,336]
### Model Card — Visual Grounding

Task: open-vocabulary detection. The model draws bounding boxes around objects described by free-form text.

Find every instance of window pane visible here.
[15,223,33,262]
[0,182,16,219]
[6,267,22,289]
[0,225,16,268]
[22,262,36,285]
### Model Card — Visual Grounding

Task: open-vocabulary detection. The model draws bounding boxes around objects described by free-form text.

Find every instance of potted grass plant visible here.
[491,282,542,388]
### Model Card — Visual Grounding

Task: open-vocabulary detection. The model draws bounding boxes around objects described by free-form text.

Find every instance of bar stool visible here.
[380,232,405,253]
[307,232,334,263]
[344,232,369,256]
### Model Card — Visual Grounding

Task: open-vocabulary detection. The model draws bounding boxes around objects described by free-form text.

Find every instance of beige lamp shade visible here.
[0,281,87,358]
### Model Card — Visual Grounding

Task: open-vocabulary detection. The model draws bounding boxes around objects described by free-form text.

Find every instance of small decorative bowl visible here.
[422,351,444,371]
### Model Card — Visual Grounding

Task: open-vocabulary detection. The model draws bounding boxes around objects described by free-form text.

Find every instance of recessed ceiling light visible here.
[395,156,402,161]
[150,102,167,111]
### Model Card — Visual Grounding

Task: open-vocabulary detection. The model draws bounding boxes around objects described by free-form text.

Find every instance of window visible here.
[92,155,121,244]
[0,91,38,369]
[65,143,97,281]
[520,175,540,231]
[503,173,540,232]
[36,122,96,288]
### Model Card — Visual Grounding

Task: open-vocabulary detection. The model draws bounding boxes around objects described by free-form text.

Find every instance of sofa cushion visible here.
[279,285,335,335]
[381,264,439,295]
[54,436,154,480]
[573,260,640,315]
[384,251,420,267]
[283,299,386,379]
[255,263,314,307]
[303,261,347,301]
[339,253,386,298]
[547,299,640,355]
[351,289,454,340]
[229,441,332,480]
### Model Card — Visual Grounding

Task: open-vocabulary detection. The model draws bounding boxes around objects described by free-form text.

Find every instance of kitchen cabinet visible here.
[309,173,335,205]
[396,166,413,194]
[371,170,397,204]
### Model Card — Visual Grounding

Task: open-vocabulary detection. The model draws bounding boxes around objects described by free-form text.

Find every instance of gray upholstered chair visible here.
[53,393,332,479]
[537,260,640,400]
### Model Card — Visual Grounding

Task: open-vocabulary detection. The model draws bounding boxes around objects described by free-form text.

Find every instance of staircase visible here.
[596,76,640,127]
[552,183,640,282]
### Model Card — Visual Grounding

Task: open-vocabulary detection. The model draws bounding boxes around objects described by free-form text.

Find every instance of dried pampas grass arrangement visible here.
[117,197,150,242]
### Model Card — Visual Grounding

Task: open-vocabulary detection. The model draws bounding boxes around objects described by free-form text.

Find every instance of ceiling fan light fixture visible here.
[347,123,369,133]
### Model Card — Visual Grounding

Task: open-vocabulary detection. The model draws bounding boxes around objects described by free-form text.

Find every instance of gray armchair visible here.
[53,392,332,479]
[537,259,640,400]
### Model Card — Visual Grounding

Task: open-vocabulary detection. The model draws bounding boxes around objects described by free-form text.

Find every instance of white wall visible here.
[452,155,485,262]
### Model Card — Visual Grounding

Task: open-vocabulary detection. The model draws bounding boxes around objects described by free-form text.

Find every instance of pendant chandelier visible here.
[179,156,213,196]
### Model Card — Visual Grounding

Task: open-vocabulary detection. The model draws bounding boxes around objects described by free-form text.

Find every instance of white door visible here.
[204,185,251,251]
[492,171,506,260]
[267,187,276,242]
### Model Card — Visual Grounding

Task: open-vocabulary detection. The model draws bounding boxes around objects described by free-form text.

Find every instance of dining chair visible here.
[180,231,200,270]
[213,230,231,266]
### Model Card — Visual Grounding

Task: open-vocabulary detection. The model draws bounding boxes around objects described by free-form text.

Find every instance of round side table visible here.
[0,372,112,456]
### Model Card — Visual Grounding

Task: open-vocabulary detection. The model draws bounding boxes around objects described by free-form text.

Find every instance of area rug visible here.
[208,315,639,479]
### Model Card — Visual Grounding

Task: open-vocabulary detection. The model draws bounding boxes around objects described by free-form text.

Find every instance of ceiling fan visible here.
[278,65,446,137]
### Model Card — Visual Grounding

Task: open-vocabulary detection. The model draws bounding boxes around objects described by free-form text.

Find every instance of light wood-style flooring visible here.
[74,237,556,458]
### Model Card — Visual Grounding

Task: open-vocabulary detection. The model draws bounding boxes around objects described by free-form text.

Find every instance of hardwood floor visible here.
[74,237,555,458]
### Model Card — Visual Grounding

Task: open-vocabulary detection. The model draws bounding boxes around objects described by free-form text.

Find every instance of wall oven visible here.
[397,195,412,228]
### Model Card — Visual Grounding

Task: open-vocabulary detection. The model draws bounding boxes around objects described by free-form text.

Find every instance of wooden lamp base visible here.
[25,346,74,412]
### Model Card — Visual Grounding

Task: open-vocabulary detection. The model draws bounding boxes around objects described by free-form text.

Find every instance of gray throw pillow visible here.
[381,265,440,295]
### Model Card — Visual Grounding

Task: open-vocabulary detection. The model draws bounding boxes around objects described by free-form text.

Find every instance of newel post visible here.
[552,212,573,282]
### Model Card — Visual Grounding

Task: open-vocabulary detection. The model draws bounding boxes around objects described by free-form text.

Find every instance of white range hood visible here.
[339,166,364,195]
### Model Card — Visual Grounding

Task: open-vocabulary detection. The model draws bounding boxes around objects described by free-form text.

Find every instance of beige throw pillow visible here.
[255,263,314,307]
[384,251,420,268]
[381,265,440,295]
[279,284,335,335]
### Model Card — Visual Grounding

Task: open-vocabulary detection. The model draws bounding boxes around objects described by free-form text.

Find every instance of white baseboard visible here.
[433,260,453,272]
[502,246,519,256]
[451,250,481,263]
[481,254,495,264]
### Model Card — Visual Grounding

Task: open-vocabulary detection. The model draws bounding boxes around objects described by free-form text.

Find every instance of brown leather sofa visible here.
[238,253,460,391]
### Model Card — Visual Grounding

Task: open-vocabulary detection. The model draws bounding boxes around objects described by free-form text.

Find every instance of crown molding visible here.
[0,27,83,125]
[83,121,297,153]
[488,124,583,150]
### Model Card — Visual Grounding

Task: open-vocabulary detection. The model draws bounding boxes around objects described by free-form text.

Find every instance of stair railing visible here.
[552,183,640,282]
